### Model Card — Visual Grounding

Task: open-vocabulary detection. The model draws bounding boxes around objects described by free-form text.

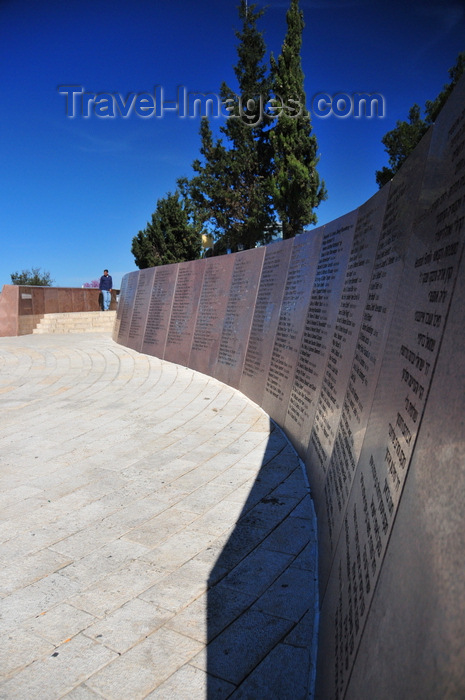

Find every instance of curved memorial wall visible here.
[115,74,465,699]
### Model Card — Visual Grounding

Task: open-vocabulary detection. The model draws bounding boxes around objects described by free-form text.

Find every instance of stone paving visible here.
[0,333,318,699]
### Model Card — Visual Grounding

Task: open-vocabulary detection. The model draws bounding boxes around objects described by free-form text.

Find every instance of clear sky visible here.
[1,0,464,289]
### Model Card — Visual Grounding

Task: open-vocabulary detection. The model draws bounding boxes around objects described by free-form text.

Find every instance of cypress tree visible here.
[269,0,326,238]
[186,0,276,251]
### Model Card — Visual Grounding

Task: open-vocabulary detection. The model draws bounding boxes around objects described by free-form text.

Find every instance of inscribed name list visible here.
[116,271,139,346]
[164,260,205,366]
[284,213,356,458]
[262,230,323,426]
[142,264,178,358]
[307,189,389,500]
[127,268,156,352]
[189,255,235,376]
[215,247,265,388]
[316,89,465,697]
[239,238,294,405]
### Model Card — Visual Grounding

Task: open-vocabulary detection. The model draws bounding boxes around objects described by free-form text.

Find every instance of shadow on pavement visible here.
[206,419,319,699]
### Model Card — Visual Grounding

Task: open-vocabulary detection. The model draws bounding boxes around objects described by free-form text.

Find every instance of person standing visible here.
[99,269,113,311]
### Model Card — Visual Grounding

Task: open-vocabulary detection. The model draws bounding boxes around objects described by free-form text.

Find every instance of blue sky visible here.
[1,0,464,289]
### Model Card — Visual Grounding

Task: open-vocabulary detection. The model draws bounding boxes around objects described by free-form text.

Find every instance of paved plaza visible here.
[0,333,318,699]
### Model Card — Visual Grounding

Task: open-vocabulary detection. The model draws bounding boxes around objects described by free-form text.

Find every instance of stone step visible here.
[33,311,117,334]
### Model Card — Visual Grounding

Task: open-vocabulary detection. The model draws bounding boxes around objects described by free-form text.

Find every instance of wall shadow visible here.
[206,418,319,699]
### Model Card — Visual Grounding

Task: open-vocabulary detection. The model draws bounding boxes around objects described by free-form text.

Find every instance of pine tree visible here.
[131,190,201,268]
[269,0,326,239]
[184,118,232,250]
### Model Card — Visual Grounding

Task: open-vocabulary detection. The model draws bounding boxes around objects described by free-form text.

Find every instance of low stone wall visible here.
[114,74,465,699]
[0,286,118,336]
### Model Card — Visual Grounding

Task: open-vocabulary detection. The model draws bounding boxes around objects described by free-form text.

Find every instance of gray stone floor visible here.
[0,333,318,699]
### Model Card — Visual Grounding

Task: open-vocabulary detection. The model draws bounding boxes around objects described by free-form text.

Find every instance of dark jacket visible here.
[99,274,113,291]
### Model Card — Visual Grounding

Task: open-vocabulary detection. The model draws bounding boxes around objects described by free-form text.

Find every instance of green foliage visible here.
[269,0,326,238]
[425,52,465,124]
[185,0,276,252]
[10,268,53,286]
[133,0,327,258]
[376,52,465,188]
[131,189,202,268]
[376,104,428,187]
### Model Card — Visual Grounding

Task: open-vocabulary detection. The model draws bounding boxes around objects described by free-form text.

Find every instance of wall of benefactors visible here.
[114,74,465,699]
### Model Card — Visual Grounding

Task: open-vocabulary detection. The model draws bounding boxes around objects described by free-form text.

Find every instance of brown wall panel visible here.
[29,288,45,317]
[0,285,20,336]
[116,271,139,346]
[113,275,128,342]
[188,255,235,377]
[141,264,178,357]
[345,244,465,700]
[127,268,156,352]
[283,211,358,458]
[43,288,59,314]
[239,238,294,405]
[71,288,100,312]
[214,247,265,389]
[315,127,434,605]
[17,288,35,316]
[164,259,205,366]
[57,288,73,313]
[261,230,323,425]
[307,187,390,501]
